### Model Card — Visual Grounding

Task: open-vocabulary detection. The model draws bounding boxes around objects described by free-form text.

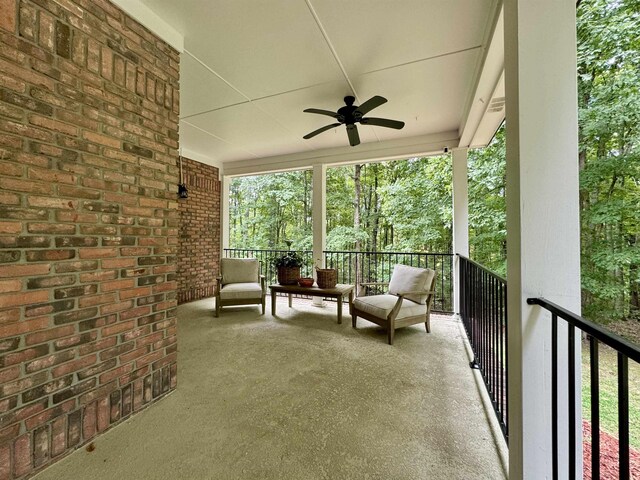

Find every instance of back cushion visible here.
[388,264,435,304]
[221,258,259,284]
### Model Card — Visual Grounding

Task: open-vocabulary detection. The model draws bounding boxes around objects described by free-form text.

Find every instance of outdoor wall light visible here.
[178,156,188,199]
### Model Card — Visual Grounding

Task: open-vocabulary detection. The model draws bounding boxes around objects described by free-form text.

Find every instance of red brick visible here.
[101,320,135,337]
[0,0,16,33]
[98,301,132,316]
[99,364,132,384]
[25,325,75,345]
[79,293,116,308]
[50,417,66,457]
[0,443,10,479]
[0,316,49,338]
[29,113,78,136]
[0,177,52,194]
[82,402,97,439]
[0,290,48,308]
[13,433,32,476]
[0,263,50,277]
[28,195,78,209]
[77,247,117,259]
[0,365,20,383]
[0,0,180,469]
[52,354,97,378]
[96,396,109,432]
[28,166,75,184]
[0,278,21,292]
[102,278,135,292]
[0,220,21,233]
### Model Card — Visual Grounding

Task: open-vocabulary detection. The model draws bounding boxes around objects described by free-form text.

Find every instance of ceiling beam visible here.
[223,131,459,177]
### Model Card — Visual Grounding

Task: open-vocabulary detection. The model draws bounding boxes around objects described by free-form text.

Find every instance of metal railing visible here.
[224,248,454,312]
[527,297,640,480]
[459,255,508,441]
[324,250,454,313]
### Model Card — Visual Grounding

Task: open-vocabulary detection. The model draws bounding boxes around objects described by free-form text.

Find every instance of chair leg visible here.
[215,297,220,317]
[425,313,431,333]
[261,298,265,315]
[387,326,394,345]
[351,312,357,328]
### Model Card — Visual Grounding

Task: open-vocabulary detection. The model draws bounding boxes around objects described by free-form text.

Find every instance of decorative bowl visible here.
[297,277,314,287]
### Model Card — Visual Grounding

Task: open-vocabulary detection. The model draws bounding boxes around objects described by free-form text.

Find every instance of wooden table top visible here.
[268,283,354,295]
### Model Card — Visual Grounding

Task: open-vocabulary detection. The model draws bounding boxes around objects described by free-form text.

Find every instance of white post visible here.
[452,148,469,316]
[504,0,581,478]
[221,175,230,253]
[312,164,327,305]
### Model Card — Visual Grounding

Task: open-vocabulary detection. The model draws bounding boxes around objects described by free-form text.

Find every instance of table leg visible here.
[288,293,292,308]
[349,289,354,315]
[271,291,276,316]
[337,295,342,324]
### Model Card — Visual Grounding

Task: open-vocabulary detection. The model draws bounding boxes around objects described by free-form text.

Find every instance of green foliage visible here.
[229,171,312,250]
[270,251,305,268]
[577,0,640,322]
[468,128,507,276]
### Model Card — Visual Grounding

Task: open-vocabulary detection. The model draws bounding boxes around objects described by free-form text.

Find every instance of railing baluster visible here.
[590,336,600,480]
[618,352,629,480]
[552,313,559,480]
[568,322,576,480]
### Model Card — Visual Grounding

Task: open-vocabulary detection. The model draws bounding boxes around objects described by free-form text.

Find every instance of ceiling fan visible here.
[302,95,405,147]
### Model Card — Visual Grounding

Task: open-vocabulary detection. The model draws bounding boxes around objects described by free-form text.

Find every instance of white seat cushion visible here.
[220,282,263,300]
[388,264,435,304]
[353,294,426,320]
[221,258,259,284]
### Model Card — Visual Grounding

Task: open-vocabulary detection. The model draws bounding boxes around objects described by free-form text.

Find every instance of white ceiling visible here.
[127,0,505,173]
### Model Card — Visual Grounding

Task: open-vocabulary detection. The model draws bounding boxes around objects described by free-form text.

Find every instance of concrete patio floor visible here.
[35,296,508,480]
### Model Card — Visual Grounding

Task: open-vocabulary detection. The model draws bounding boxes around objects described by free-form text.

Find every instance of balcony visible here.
[34,297,507,479]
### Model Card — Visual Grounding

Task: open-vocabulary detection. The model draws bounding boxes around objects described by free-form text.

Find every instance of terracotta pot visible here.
[277,266,300,285]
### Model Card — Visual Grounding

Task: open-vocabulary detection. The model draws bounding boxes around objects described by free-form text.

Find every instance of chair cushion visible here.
[388,264,435,304]
[221,258,259,284]
[220,282,263,300]
[353,294,426,320]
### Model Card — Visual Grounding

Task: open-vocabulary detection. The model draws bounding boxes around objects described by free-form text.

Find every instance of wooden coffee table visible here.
[269,283,355,324]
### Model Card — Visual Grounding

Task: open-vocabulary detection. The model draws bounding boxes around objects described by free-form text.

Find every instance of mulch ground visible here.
[583,420,640,479]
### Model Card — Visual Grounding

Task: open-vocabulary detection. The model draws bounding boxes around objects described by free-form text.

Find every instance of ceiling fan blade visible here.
[303,108,340,119]
[360,117,405,129]
[354,96,387,116]
[346,124,360,146]
[303,123,341,139]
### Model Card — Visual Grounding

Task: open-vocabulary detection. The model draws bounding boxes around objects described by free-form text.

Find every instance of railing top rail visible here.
[225,248,313,254]
[323,250,453,256]
[458,254,507,284]
[528,297,640,364]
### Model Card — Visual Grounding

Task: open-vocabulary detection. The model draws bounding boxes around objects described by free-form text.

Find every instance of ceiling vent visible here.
[487,96,505,113]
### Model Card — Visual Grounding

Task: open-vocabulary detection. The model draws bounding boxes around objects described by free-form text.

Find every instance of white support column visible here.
[221,175,230,253]
[312,165,327,305]
[452,148,469,316]
[504,0,581,478]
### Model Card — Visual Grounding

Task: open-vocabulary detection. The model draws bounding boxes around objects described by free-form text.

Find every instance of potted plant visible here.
[271,251,305,285]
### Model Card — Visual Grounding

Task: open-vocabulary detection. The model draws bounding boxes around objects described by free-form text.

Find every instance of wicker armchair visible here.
[215,258,266,317]
[351,264,436,345]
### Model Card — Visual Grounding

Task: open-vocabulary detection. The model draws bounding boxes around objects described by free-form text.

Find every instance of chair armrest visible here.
[259,275,266,292]
[360,282,389,287]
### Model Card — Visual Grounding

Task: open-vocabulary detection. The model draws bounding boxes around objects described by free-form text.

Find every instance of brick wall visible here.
[177,157,220,304]
[0,0,179,478]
